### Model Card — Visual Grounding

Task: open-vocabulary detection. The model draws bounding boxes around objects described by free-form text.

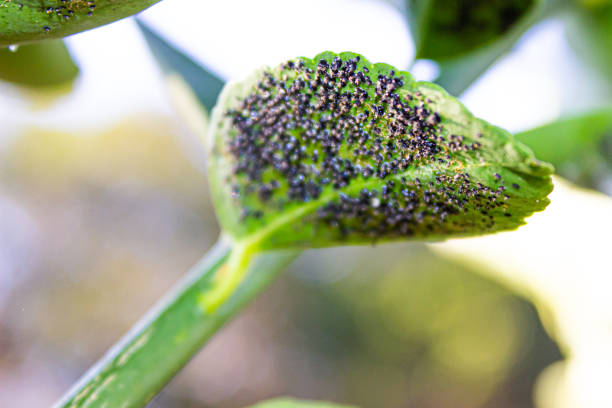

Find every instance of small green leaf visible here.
[403,0,562,96]
[516,108,612,192]
[433,0,541,97]
[432,0,563,96]
[208,52,553,250]
[0,0,161,47]
[136,19,224,112]
[248,398,357,408]
[565,1,612,81]
[0,39,77,87]
[407,0,538,61]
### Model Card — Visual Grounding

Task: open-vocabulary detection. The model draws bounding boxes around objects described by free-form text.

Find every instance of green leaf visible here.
[565,1,612,81]
[0,0,162,47]
[432,0,560,96]
[208,51,554,251]
[248,398,358,408]
[0,39,77,87]
[406,0,538,61]
[403,0,564,96]
[516,107,612,192]
[136,19,225,112]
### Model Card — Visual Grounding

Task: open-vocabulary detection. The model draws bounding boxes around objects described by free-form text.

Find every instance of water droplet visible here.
[8,44,19,52]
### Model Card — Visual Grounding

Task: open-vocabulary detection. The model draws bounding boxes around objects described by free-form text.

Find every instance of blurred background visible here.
[1,1,611,407]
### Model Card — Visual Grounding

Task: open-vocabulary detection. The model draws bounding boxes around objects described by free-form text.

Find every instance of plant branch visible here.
[54,237,299,408]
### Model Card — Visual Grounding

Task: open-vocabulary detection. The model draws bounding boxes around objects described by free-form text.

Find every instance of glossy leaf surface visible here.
[208,52,554,250]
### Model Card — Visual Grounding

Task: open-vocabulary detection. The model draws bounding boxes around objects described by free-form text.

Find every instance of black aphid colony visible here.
[209,52,552,247]
[40,0,98,30]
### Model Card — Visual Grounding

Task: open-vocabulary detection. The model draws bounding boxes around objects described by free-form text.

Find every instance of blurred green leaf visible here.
[248,398,357,408]
[565,2,612,81]
[433,1,542,97]
[432,0,557,96]
[516,108,612,165]
[136,19,224,112]
[403,0,564,96]
[209,51,553,250]
[0,39,77,87]
[407,0,538,60]
[0,0,161,47]
[516,108,612,192]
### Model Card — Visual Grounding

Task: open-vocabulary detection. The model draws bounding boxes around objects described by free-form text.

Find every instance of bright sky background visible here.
[0,0,591,138]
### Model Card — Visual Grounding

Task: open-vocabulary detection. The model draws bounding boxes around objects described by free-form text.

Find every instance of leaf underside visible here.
[0,0,161,47]
[208,51,553,250]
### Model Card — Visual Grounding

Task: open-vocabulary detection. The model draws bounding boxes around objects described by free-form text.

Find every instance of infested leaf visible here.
[247,398,357,408]
[0,0,161,47]
[516,108,612,194]
[208,52,553,250]
[136,19,224,112]
[0,39,77,87]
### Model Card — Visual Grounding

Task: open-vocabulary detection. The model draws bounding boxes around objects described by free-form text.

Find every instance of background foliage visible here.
[1,0,612,407]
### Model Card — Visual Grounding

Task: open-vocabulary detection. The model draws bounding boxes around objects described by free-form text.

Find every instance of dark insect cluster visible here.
[43,0,96,14]
[36,0,97,32]
[222,53,512,240]
[316,173,511,239]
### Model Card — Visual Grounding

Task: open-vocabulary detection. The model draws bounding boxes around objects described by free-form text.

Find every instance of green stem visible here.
[54,237,300,408]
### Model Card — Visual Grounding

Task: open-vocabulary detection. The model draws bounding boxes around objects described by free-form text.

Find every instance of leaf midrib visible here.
[238,156,526,249]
